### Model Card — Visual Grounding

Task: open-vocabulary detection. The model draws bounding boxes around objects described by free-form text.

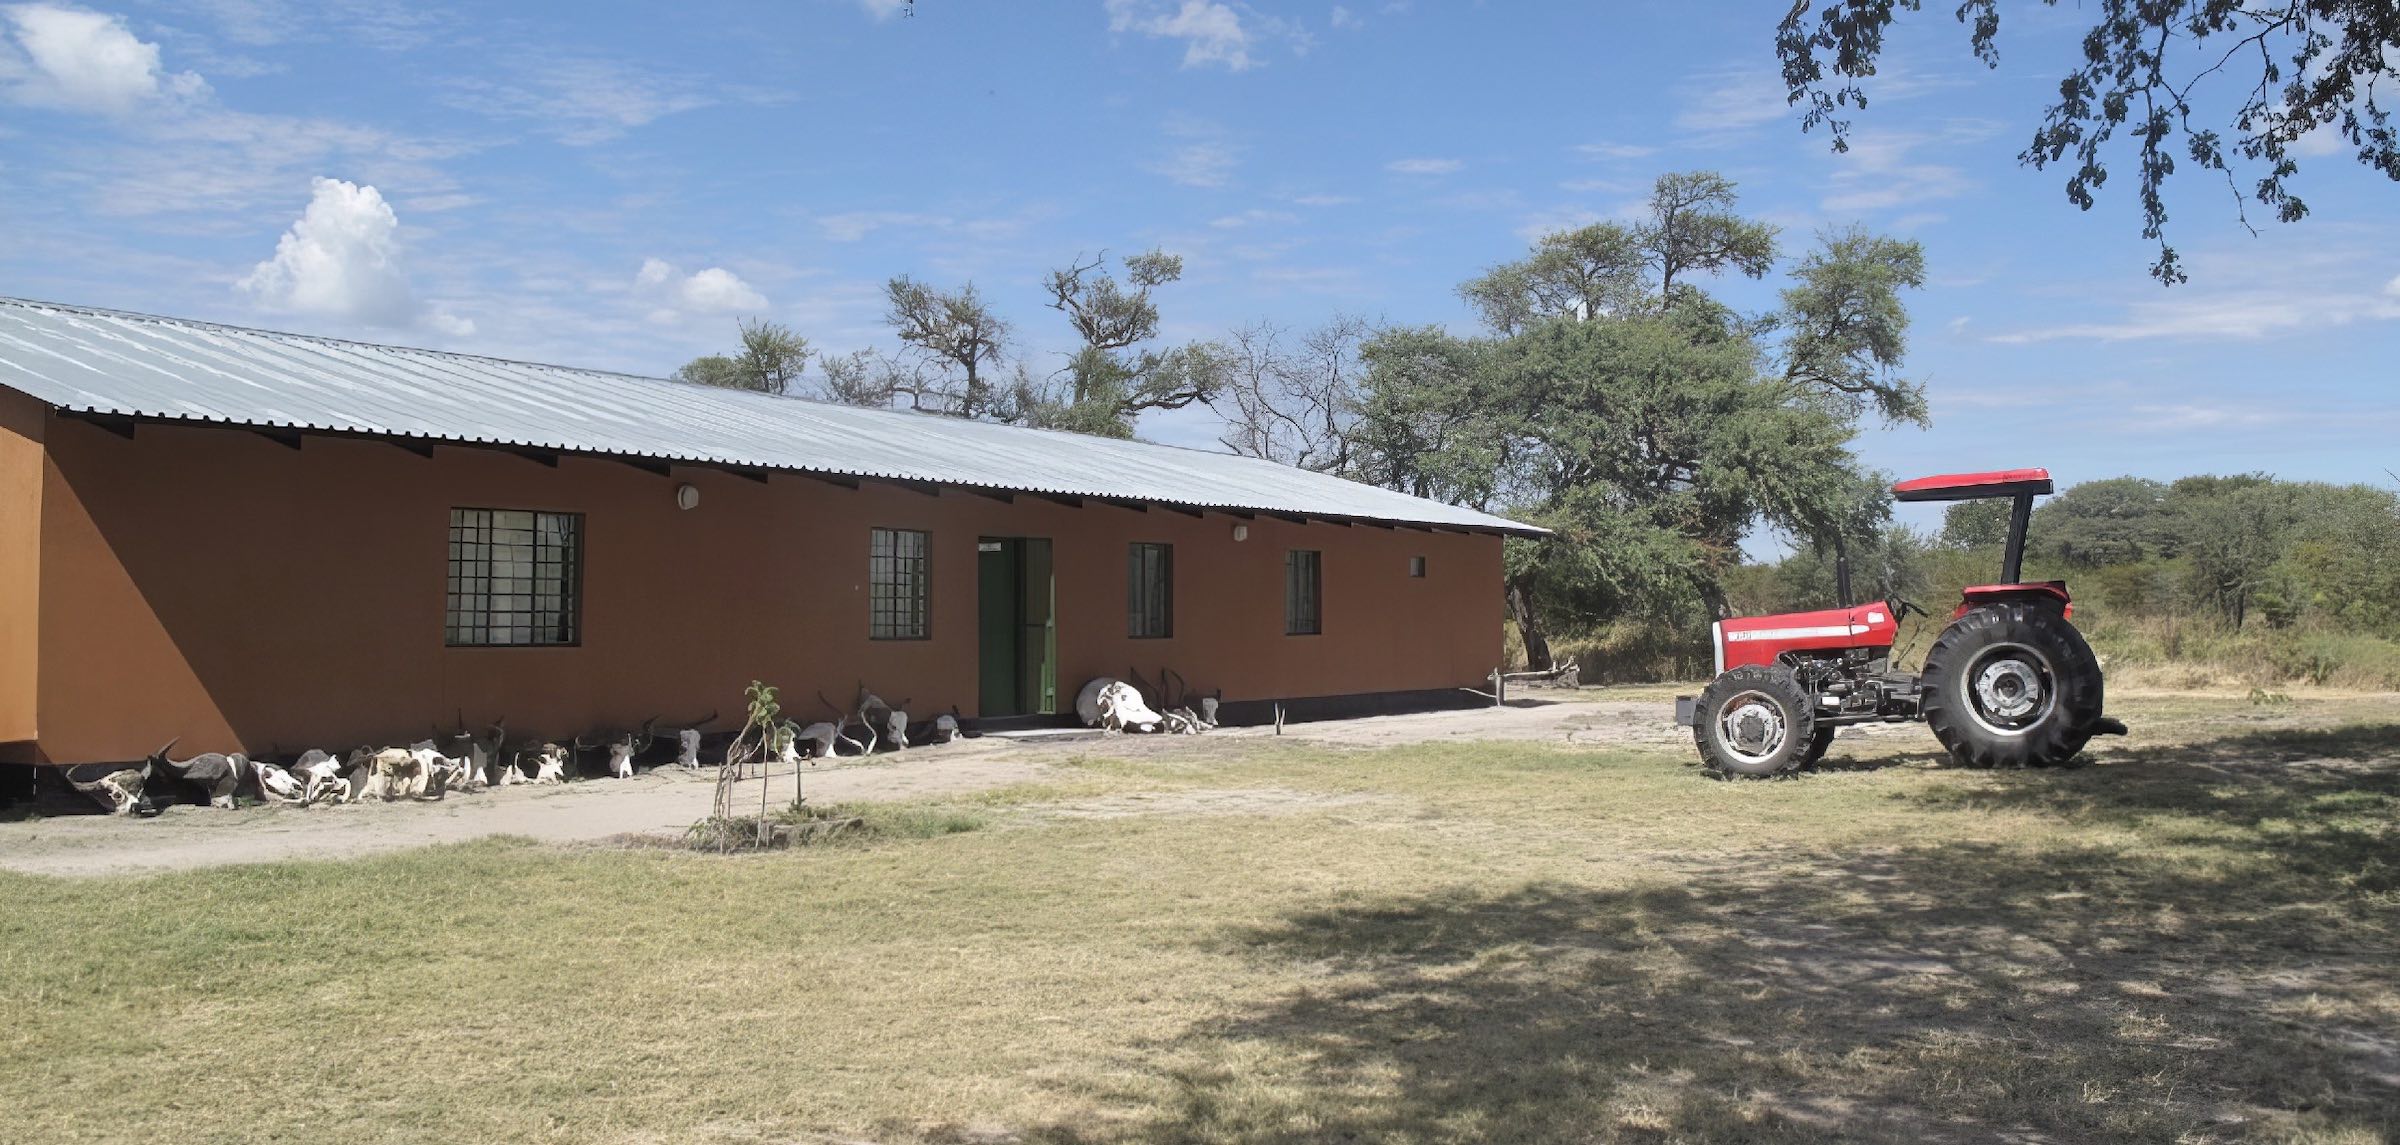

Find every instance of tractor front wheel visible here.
[1920,603,2104,768]
[1694,665,1816,778]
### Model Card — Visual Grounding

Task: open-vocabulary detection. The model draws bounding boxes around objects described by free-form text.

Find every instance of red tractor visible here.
[1676,468,2126,777]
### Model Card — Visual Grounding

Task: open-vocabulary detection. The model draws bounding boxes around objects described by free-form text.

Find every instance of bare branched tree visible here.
[1212,315,1371,473]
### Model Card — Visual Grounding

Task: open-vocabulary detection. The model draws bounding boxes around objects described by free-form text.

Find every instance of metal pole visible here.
[2001,493,2033,584]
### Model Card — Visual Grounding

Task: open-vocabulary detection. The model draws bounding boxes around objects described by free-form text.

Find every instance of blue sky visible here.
[2,0,2394,545]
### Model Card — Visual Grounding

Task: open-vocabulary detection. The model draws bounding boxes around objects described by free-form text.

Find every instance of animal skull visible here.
[531,744,568,784]
[254,761,305,803]
[793,722,842,759]
[69,767,147,815]
[294,751,343,804]
[1093,681,1163,734]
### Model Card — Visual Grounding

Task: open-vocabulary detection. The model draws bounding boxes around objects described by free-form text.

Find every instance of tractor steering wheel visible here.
[1892,598,1929,624]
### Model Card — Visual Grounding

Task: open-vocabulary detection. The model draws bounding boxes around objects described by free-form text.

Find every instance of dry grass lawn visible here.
[3,689,2396,1143]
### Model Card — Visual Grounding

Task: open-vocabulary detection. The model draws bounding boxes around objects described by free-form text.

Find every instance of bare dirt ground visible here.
[4,685,2385,876]
[0,738,1054,876]
[1,697,1661,876]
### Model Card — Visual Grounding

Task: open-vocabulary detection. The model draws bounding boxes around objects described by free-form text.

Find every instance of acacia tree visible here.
[1458,173,1779,331]
[1771,226,1929,426]
[2171,475,2300,626]
[675,318,812,395]
[1352,173,1924,668]
[885,276,1011,416]
[1776,0,2400,283]
[1347,326,1505,507]
[1014,250,1229,437]
[804,277,1013,417]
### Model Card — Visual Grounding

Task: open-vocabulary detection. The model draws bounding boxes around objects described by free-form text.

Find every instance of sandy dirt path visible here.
[0,694,1716,877]
[0,740,1062,877]
[13,687,2378,877]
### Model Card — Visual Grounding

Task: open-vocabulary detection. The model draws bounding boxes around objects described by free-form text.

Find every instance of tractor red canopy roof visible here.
[1891,468,2054,502]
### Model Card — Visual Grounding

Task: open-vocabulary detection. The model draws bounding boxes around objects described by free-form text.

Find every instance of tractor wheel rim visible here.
[1964,643,2056,736]
[1716,691,1788,765]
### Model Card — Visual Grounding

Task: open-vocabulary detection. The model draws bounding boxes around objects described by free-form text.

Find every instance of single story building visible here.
[0,297,1540,782]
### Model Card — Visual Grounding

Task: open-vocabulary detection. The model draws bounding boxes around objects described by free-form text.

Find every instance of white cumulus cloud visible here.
[1105,0,1310,71]
[239,176,471,335]
[0,2,206,114]
[636,258,766,322]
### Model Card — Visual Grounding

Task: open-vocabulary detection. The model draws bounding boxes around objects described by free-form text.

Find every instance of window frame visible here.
[445,507,585,648]
[869,526,933,641]
[1408,555,1428,578]
[1127,541,1174,639]
[1285,548,1323,636]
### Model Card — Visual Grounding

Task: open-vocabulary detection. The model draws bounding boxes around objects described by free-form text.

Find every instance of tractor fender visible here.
[1954,582,2073,620]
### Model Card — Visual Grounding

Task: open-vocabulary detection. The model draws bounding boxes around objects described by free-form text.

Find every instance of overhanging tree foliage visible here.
[1777,0,2400,284]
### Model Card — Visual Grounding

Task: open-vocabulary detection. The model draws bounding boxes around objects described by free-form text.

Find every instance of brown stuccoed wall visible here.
[27,414,1505,763]
[0,389,42,753]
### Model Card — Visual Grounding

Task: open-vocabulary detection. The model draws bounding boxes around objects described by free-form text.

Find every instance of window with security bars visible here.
[870,527,931,640]
[1127,542,1173,638]
[447,508,582,646]
[1285,549,1322,636]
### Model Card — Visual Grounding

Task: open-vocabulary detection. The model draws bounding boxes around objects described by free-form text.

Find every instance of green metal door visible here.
[977,537,1056,718]
[1021,538,1056,715]
[978,540,1020,716]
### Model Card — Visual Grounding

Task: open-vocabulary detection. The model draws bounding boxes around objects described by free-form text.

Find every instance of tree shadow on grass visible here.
[1003,839,2399,1144]
[1905,723,2400,896]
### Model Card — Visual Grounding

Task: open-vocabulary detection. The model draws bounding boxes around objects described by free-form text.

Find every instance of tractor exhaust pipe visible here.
[1834,533,1853,608]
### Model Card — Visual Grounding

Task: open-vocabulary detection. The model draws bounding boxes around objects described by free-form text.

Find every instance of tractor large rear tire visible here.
[1920,603,2104,769]
[1693,665,1816,779]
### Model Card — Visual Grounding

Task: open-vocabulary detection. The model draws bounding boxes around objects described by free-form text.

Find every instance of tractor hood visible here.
[1714,603,1899,673]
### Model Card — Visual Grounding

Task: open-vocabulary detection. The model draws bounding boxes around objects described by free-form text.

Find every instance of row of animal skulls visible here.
[65,703,965,816]
[67,731,629,815]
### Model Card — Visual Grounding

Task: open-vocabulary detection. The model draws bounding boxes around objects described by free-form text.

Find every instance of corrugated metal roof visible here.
[0,297,1541,535]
